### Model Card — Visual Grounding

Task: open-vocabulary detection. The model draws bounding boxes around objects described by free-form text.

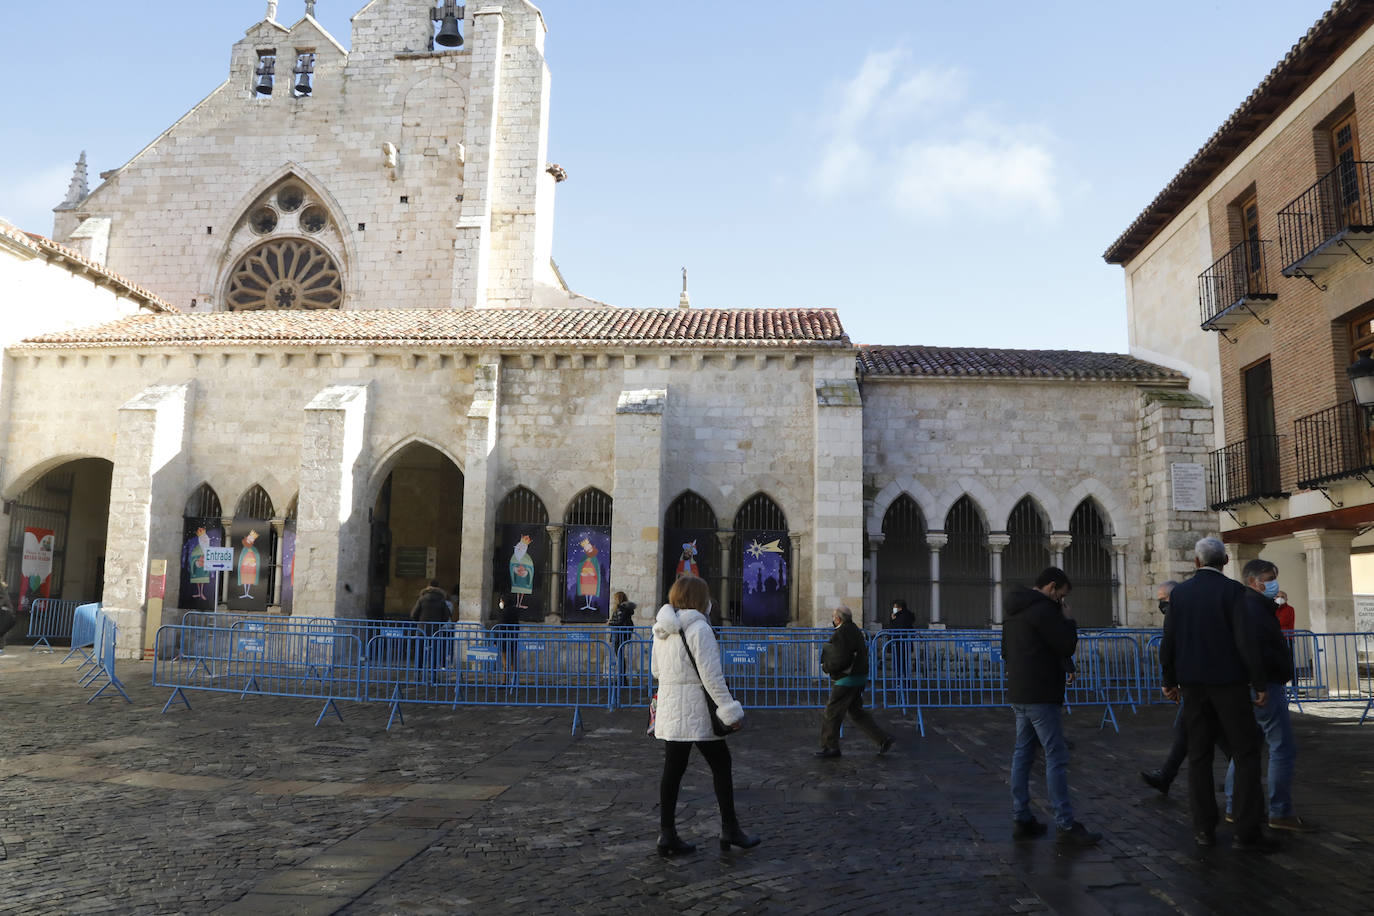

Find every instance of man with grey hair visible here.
[814,605,892,758]
[1160,537,1274,852]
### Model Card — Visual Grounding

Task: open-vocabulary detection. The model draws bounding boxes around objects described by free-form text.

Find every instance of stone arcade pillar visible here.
[926,532,947,628]
[103,383,193,657]
[717,531,734,624]
[987,533,1010,626]
[1050,532,1071,570]
[1294,529,1356,632]
[611,388,666,623]
[545,524,564,621]
[866,533,885,628]
[812,376,865,626]
[294,384,370,619]
[458,361,500,623]
[1112,536,1130,626]
[789,531,804,625]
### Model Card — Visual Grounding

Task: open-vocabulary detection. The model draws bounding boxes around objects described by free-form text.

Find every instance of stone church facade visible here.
[0,0,1211,654]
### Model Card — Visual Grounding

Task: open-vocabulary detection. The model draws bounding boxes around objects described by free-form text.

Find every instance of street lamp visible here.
[1347,349,1374,411]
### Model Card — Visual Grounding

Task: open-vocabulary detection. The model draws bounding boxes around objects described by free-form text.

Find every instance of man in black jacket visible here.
[814,606,892,758]
[1160,537,1275,852]
[1003,567,1100,846]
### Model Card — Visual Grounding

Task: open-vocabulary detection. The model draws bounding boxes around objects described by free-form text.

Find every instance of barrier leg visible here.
[1098,704,1119,733]
[315,698,343,727]
[571,706,581,736]
[915,706,925,738]
[32,637,52,652]
[1360,699,1373,726]
[386,685,405,731]
[60,643,84,663]
[161,687,192,714]
[89,673,132,704]
[239,675,261,698]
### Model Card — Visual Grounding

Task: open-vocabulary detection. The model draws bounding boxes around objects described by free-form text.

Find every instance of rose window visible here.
[225,238,343,310]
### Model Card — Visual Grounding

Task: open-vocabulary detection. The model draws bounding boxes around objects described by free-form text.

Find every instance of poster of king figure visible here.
[497,524,546,619]
[228,518,270,612]
[178,517,225,611]
[662,528,715,592]
[564,526,611,622]
[739,531,790,626]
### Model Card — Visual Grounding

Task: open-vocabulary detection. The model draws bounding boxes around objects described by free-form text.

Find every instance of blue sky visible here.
[0,0,1337,351]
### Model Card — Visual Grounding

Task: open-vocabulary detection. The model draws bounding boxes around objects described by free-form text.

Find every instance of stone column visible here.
[788,531,804,626]
[1226,541,1263,579]
[270,518,287,611]
[866,533,885,628]
[294,384,370,619]
[811,375,865,627]
[987,533,1010,627]
[452,7,505,309]
[1050,532,1072,569]
[458,360,500,623]
[926,532,948,628]
[545,524,564,622]
[1112,536,1131,626]
[103,383,194,657]
[1294,529,1356,632]
[612,388,666,625]
[717,531,734,625]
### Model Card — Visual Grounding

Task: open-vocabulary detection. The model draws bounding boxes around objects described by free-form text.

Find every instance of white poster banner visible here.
[1170,463,1207,512]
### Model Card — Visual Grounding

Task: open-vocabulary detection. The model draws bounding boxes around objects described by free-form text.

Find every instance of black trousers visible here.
[660,739,737,831]
[1160,705,1188,780]
[819,683,890,750]
[1181,684,1264,839]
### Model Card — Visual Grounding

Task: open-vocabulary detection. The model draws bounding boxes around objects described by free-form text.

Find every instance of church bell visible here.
[433,2,465,47]
[255,72,274,95]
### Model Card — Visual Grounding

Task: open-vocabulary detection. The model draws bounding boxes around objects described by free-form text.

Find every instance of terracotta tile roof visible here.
[17,307,850,349]
[857,345,1184,382]
[1104,0,1374,265]
[0,221,172,311]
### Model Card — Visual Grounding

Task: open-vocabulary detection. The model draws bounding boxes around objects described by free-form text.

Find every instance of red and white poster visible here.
[19,526,55,612]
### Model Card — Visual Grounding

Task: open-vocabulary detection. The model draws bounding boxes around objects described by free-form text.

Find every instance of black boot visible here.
[657,828,697,857]
[719,820,760,851]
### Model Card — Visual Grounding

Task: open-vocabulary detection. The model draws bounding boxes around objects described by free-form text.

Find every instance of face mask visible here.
[1262,580,1280,599]
[1275,596,1285,606]
[1158,599,1170,613]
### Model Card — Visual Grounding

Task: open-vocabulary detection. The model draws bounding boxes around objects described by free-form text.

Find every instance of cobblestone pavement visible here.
[1,650,1372,915]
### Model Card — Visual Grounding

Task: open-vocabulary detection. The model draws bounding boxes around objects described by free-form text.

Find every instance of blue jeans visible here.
[1010,702,1074,829]
[1224,683,1296,818]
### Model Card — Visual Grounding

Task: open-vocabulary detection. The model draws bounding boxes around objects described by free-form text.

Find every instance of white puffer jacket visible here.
[651,604,745,741]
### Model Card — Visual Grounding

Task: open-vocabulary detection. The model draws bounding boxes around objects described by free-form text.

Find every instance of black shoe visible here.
[1194,831,1215,847]
[1140,769,1172,795]
[719,823,761,851]
[879,736,894,755]
[814,748,841,759]
[1055,822,1102,847]
[1233,833,1281,854]
[656,831,697,857]
[1012,818,1048,840]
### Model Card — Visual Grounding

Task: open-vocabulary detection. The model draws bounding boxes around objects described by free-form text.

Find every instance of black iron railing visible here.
[1207,436,1286,509]
[1198,239,1275,328]
[1295,399,1374,489]
[1278,160,1374,274]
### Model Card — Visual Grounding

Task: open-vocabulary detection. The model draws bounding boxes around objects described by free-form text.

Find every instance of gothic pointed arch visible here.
[876,494,930,625]
[1004,496,1051,589]
[562,488,613,623]
[729,492,790,627]
[942,495,990,628]
[214,167,351,310]
[1066,498,1115,627]
[664,490,720,600]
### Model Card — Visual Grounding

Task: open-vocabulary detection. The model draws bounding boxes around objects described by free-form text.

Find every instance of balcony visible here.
[1198,239,1277,332]
[1278,160,1374,285]
[1295,399,1374,489]
[1207,436,1287,510]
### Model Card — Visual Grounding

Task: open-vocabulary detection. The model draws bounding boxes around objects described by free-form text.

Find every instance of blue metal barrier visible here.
[65,603,101,669]
[26,598,82,650]
[84,609,131,704]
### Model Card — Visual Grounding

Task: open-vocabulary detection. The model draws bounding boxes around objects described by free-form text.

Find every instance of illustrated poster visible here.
[564,526,611,621]
[739,531,790,626]
[18,527,55,612]
[178,517,225,611]
[497,524,545,618]
[663,528,715,593]
[227,518,269,612]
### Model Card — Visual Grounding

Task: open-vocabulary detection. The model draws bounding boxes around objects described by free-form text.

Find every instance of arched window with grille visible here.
[179,484,225,612]
[876,495,930,625]
[226,484,277,612]
[495,486,551,622]
[664,491,720,607]
[731,493,789,627]
[1065,499,1115,627]
[942,496,991,628]
[563,488,613,623]
[1004,497,1051,590]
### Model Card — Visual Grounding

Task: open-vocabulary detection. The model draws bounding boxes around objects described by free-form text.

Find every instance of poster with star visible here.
[739,532,789,626]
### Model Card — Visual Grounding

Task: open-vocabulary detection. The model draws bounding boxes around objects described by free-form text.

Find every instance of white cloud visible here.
[0,163,73,235]
[811,49,1058,222]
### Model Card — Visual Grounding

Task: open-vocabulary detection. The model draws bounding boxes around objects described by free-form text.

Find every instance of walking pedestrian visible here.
[1222,559,1315,833]
[815,605,893,758]
[1003,567,1101,846]
[608,590,636,686]
[409,579,450,679]
[651,574,759,857]
[886,598,915,680]
[1160,537,1277,852]
[495,593,520,680]
[1142,580,1188,795]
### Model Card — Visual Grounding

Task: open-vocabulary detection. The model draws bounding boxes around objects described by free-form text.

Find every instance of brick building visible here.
[1107,0,1374,631]
[1,0,1205,652]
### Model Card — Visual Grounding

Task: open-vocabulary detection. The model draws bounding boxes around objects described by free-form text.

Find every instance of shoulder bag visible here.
[678,619,732,737]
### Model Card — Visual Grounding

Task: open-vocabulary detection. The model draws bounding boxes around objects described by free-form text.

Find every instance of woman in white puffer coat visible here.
[651,574,760,857]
